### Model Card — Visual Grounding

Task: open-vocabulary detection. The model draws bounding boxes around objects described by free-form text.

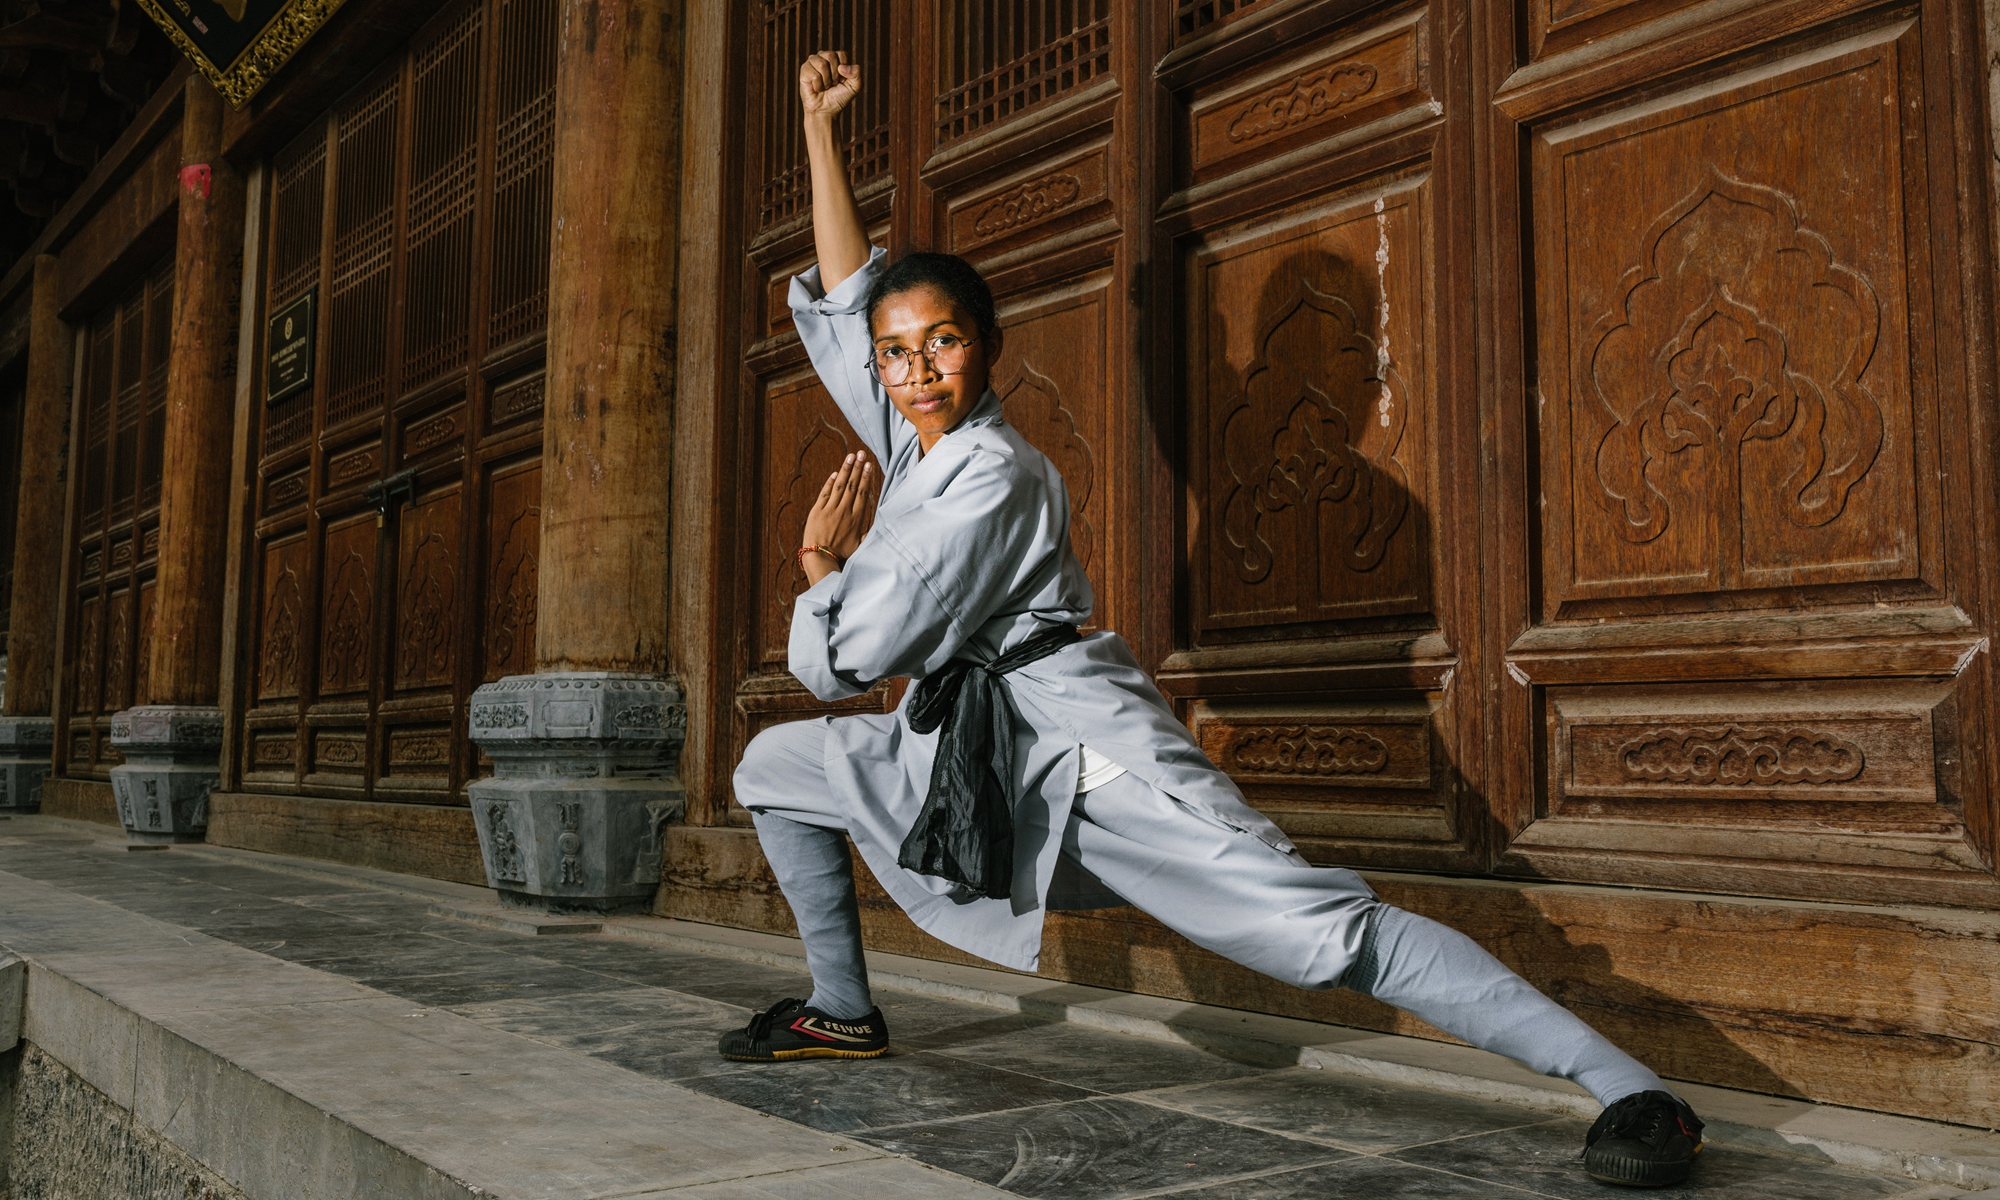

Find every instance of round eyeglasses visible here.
[868,334,979,386]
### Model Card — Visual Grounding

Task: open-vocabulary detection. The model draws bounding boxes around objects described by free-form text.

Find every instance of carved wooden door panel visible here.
[1489,1,1999,907]
[0,378,20,659]
[1152,2,1486,875]
[57,260,172,780]
[239,0,554,804]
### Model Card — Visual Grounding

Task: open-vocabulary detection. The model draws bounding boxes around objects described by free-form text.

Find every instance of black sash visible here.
[897,624,1082,899]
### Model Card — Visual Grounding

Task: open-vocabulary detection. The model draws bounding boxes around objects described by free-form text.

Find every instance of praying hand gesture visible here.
[799,451,876,586]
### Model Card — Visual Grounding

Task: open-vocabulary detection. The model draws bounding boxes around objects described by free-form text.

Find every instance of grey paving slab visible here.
[925,1019,1274,1095]
[1389,1118,1923,1200]
[853,1095,1351,1199]
[1140,1065,1558,1153]
[631,1156,1013,1198]
[1154,1155,1552,1199]
[680,1051,1102,1133]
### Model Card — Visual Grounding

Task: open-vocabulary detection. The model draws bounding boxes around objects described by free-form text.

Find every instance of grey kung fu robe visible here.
[785,247,1301,972]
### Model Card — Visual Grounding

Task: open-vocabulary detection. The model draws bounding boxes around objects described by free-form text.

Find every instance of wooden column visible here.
[147,78,245,706]
[2,257,72,717]
[537,0,680,674]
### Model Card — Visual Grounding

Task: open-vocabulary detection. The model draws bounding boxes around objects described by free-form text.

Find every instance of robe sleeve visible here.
[789,247,910,468]
[789,450,1058,702]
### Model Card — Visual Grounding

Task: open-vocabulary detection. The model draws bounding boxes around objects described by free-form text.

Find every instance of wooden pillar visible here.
[147,78,245,706]
[2,257,72,718]
[536,0,681,674]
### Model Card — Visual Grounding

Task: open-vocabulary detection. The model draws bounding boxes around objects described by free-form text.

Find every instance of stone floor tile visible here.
[1145,1154,1554,1199]
[679,1051,1099,1134]
[927,1020,1273,1095]
[1141,1067,1556,1153]
[1390,1118,1918,1199]
[853,1095,1349,1199]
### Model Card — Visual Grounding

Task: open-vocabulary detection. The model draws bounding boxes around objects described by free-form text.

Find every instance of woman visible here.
[720,50,1704,1189]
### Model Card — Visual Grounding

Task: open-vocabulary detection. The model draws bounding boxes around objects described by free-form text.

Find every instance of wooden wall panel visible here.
[1188,177,1433,638]
[394,488,461,691]
[483,461,540,682]
[756,372,864,670]
[1536,23,1938,611]
[318,516,377,698]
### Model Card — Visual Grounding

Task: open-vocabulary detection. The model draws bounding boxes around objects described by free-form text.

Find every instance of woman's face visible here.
[871,285,997,452]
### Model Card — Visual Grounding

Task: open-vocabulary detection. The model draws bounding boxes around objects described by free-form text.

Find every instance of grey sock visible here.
[1344,905,1667,1107]
[749,809,874,1020]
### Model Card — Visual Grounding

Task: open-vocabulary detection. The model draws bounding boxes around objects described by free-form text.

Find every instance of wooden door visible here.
[57,260,172,779]
[1485,0,1998,909]
[238,0,556,804]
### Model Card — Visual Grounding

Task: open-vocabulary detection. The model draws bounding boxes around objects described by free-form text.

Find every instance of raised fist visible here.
[799,50,861,120]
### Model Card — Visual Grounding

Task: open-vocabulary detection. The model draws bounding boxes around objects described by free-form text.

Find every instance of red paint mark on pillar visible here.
[179,164,212,200]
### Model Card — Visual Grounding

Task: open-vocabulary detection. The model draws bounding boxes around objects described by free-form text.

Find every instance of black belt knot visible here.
[896,624,1081,899]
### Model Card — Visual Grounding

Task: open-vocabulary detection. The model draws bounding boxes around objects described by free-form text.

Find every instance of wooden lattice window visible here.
[244,0,555,803]
[1172,0,1266,41]
[62,258,172,779]
[935,0,1112,143]
[757,0,893,231]
[488,0,557,349]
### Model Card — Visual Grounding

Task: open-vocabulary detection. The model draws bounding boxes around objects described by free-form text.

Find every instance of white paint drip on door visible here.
[1373,196,1393,428]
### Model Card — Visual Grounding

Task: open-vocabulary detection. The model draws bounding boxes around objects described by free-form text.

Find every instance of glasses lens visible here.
[929,338,967,376]
[874,350,910,385]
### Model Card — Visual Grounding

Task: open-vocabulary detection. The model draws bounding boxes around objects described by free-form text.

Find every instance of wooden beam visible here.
[2,256,71,717]
[146,78,244,706]
[206,793,486,885]
[535,0,682,673]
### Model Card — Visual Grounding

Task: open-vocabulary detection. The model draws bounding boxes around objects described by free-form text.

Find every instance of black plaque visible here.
[134,0,350,109]
[266,290,315,405]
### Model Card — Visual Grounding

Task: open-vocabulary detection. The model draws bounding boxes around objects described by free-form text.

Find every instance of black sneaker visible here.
[717,997,889,1061]
[1584,1089,1705,1187]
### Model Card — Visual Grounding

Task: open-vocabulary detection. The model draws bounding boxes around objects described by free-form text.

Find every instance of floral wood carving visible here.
[1228,725,1391,775]
[1619,724,1865,786]
[260,558,303,698]
[103,592,132,711]
[74,600,100,713]
[972,173,1082,241]
[489,506,539,679]
[1588,170,1883,546]
[320,548,373,693]
[771,413,856,609]
[1222,277,1410,586]
[1228,61,1378,144]
[398,523,456,688]
[1000,362,1097,572]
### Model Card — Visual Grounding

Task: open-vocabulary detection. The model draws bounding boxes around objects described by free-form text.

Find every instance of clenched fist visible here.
[799,50,861,121]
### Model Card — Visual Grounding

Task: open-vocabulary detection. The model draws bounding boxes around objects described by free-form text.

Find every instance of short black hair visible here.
[864,251,999,341]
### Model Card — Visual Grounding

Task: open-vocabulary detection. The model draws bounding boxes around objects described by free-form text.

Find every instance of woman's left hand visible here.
[800,452,876,585]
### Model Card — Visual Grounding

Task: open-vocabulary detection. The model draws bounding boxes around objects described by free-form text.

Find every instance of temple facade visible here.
[2,0,1998,1126]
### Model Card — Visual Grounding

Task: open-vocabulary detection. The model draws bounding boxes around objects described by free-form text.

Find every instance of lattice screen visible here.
[1172,0,1265,41]
[325,71,401,430]
[402,2,484,389]
[936,0,1112,143]
[758,0,893,230]
[488,0,557,348]
[265,126,325,456]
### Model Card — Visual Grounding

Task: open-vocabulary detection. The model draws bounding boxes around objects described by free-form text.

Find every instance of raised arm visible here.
[799,51,870,292]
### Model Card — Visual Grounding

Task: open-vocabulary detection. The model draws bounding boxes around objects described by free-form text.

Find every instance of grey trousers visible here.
[737,718,1667,1108]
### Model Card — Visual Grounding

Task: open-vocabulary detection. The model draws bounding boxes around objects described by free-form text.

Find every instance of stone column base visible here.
[467,673,686,913]
[109,706,224,844]
[0,717,54,814]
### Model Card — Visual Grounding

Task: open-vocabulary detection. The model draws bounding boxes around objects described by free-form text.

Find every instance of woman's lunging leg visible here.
[1068,772,1665,1105]
[735,718,874,1021]
[1342,906,1667,1106]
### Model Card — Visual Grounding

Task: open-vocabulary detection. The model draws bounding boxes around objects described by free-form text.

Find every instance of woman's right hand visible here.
[799,51,861,121]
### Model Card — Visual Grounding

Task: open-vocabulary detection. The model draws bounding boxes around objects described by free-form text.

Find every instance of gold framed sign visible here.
[133,0,349,109]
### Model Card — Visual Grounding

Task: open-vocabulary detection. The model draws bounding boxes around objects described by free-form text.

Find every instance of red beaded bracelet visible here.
[797,544,845,570]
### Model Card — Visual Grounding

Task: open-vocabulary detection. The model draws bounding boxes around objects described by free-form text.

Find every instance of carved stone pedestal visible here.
[0,717,54,814]
[109,706,224,843]
[467,673,686,913]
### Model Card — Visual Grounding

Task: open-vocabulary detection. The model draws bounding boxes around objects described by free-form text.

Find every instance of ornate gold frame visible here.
[132,0,350,109]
